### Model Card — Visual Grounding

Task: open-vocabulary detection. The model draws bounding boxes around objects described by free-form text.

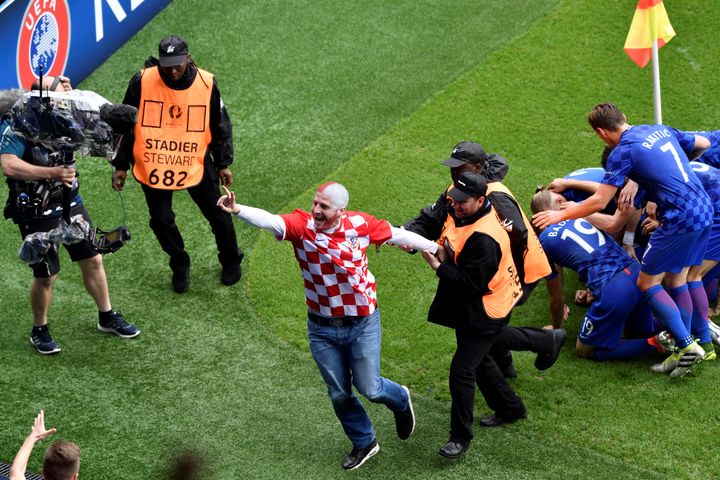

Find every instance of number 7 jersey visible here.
[539,218,633,294]
[603,124,713,235]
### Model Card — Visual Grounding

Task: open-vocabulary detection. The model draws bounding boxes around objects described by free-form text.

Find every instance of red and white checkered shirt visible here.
[279,209,393,317]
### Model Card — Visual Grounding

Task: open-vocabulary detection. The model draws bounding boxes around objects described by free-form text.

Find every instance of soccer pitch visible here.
[2,1,719,478]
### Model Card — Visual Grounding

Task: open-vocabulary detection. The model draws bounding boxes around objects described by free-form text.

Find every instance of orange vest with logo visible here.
[485,182,551,283]
[440,207,523,319]
[132,66,213,190]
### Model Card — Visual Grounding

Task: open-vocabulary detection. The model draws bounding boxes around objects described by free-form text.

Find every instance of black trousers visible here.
[140,163,243,272]
[449,318,553,444]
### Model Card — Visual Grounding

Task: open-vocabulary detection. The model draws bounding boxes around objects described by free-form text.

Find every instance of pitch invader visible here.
[533,103,712,378]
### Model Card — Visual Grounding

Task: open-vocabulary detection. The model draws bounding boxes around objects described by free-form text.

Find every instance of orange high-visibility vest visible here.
[440,206,523,319]
[486,182,551,283]
[132,66,213,190]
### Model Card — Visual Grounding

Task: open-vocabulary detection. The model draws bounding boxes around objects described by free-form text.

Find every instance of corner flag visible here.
[624,0,675,68]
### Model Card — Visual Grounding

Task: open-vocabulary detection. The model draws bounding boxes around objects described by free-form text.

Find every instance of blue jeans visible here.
[307,308,409,448]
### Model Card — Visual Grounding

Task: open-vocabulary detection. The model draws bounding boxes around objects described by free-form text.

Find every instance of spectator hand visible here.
[30,410,56,442]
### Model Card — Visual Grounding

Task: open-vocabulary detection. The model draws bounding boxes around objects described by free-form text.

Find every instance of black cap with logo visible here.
[158,35,189,67]
[442,141,488,167]
[447,172,488,202]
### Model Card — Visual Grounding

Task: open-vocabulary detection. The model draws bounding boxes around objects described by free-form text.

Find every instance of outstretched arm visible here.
[217,186,285,237]
[532,183,618,230]
[9,410,57,480]
[387,226,437,254]
[548,177,599,195]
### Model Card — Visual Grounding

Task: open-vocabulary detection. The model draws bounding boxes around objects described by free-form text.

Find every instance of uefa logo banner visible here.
[0,0,172,90]
[16,0,71,88]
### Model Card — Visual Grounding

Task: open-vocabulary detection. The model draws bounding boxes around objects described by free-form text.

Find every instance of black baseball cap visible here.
[447,172,487,201]
[158,35,189,67]
[442,141,488,167]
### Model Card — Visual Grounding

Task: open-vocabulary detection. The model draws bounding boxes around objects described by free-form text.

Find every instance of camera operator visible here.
[0,77,140,355]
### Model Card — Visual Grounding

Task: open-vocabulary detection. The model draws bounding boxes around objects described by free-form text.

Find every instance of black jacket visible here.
[404,183,529,284]
[112,60,234,171]
[427,204,504,334]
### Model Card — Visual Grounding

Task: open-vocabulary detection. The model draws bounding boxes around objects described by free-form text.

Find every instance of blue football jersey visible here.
[540,218,632,294]
[689,161,720,223]
[695,130,720,169]
[603,125,712,235]
[562,167,606,203]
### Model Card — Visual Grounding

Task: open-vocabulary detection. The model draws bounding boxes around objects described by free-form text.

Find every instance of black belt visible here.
[308,311,364,327]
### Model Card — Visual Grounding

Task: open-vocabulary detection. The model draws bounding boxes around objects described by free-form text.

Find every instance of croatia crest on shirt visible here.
[280,209,392,317]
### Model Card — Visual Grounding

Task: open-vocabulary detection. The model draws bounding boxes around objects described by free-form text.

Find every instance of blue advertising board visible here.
[0,0,172,89]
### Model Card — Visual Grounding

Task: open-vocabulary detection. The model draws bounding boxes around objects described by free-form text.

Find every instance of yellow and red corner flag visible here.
[624,0,675,68]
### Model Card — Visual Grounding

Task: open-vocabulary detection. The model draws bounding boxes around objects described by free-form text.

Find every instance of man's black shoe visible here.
[172,269,190,293]
[220,263,241,286]
[341,440,379,470]
[394,385,416,440]
[478,413,526,428]
[438,440,469,459]
[535,328,567,370]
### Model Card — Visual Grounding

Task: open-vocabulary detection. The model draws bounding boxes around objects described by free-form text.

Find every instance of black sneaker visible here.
[98,311,140,338]
[341,439,379,470]
[394,385,416,440]
[220,263,241,286]
[30,325,61,355]
[172,269,190,293]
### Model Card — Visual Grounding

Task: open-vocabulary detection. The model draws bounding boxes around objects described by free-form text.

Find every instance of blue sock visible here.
[593,339,657,361]
[644,284,693,349]
[688,281,712,344]
[668,284,692,332]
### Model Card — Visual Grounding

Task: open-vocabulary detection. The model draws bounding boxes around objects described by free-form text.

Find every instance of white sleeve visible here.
[387,226,438,254]
[235,205,286,238]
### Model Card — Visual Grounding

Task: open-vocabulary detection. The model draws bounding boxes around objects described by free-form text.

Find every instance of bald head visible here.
[316,182,349,209]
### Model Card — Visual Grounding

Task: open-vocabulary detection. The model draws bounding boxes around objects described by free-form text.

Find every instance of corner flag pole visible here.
[624,0,675,124]
[651,34,662,124]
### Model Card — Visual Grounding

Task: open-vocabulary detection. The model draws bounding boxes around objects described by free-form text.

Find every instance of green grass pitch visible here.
[2,0,719,478]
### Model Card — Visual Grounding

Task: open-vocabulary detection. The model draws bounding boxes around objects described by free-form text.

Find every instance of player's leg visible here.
[688,259,718,359]
[584,266,661,361]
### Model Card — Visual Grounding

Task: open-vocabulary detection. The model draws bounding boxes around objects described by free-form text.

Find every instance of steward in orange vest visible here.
[421,172,566,457]
[111,35,244,291]
[427,174,522,330]
[404,141,550,303]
